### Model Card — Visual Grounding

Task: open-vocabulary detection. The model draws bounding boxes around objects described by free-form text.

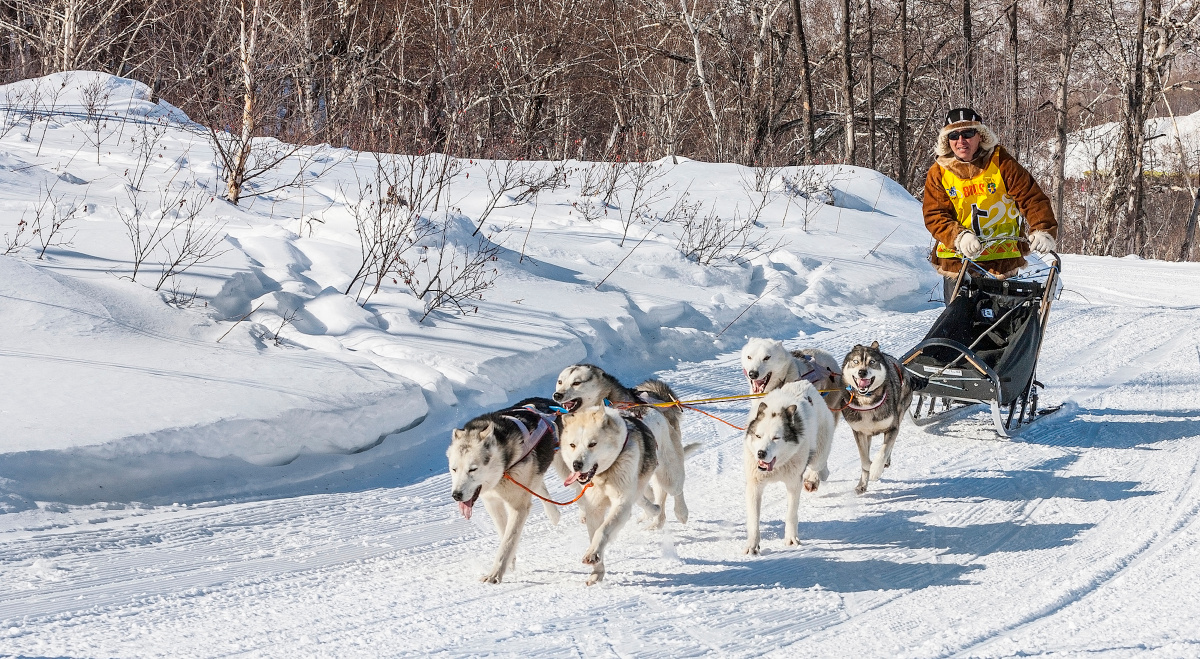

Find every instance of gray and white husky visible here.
[553,364,695,527]
[560,406,659,585]
[841,342,917,494]
[742,380,836,555]
[448,397,567,583]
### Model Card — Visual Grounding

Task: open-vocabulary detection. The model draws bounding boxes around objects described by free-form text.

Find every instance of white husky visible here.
[554,364,694,527]
[742,380,835,555]
[741,338,842,490]
[560,406,659,585]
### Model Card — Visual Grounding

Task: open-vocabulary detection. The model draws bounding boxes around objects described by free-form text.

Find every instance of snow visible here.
[1064,107,1200,178]
[1,72,1199,657]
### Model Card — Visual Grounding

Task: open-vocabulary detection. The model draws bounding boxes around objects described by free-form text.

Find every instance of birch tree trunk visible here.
[865,0,876,170]
[227,0,261,204]
[1006,0,1019,157]
[896,0,910,188]
[680,0,722,161]
[1049,0,1074,222]
[840,0,855,164]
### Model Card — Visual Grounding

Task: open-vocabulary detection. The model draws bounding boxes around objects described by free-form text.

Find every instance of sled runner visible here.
[902,252,1062,437]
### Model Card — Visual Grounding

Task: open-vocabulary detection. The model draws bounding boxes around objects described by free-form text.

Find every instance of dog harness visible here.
[500,406,558,469]
[798,353,840,385]
[935,149,1023,262]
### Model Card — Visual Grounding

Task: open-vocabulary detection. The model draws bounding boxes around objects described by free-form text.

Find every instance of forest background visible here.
[2,0,1198,260]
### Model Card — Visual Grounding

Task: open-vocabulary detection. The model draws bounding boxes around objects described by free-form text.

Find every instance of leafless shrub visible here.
[780,166,844,231]
[405,217,501,322]
[162,277,199,308]
[268,308,300,346]
[26,183,82,259]
[79,77,113,164]
[469,160,557,236]
[2,215,31,256]
[613,161,674,246]
[676,201,776,266]
[0,86,34,141]
[153,192,224,291]
[343,153,461,304]
[33,74,67,157]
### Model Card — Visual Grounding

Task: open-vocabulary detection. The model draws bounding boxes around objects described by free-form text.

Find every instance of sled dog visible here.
[841,342,917,494]
[560,406,659,585]
[553,364,694,527]
[448,397,567,583]
[741,338,847,415]
[742,380,836,555]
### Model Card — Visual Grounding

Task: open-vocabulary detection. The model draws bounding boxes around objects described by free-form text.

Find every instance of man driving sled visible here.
[923,108,1058,302]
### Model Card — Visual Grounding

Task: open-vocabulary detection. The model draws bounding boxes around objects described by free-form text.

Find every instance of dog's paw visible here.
[582,550,601,565]
[855,482,868,495]
[480,572,503,584]
[743,542,760,555]
[803,478,819,492]
[784,536,801,546]
[586,573,603,586]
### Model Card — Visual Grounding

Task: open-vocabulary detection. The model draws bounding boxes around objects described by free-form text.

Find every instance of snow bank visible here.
[0,72,940,506]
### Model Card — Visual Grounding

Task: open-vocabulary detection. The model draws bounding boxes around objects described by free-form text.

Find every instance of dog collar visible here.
[847,388,887,411]
[501,410,556,468]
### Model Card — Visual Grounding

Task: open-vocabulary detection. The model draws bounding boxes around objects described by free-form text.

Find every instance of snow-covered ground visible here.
[2,73,1199,657]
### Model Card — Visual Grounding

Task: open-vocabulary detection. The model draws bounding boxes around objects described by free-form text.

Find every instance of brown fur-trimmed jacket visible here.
[922,145,1057,277]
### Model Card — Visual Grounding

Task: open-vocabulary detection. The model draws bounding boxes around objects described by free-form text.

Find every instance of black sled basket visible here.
[901,253,1061,435]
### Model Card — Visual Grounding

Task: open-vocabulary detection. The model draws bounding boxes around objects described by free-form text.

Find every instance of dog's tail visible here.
[635,379,684,427]
[683,442,703,458]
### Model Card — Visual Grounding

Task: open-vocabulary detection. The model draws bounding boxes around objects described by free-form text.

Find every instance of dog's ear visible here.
[451,428,462,441]
[785,404,797,419]
[870,340,880,349]
[480,422,494,440]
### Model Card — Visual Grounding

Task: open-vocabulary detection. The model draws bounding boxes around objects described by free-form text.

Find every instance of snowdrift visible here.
[0,72,939,506]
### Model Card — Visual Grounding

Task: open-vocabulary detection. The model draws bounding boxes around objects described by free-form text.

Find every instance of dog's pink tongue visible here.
[458,501,474,520]
[564,472,581,486]
[758,457,777,471]
[857,378,873,390]
[752,377,768,394]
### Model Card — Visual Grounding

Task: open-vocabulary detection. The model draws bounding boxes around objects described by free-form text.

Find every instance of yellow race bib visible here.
[936,150,1022,261]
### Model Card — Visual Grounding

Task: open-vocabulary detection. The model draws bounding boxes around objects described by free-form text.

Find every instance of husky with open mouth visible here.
[553,364,695,528]
[741,338,847,415]
[559,406,659,585]
[742,380,835,555]
[841,341,917,494]
[447,397,567,583]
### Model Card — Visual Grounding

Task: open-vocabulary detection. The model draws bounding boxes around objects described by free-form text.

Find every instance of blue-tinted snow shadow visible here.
[885,453,1153,503]
[636,554,980,593]
[1016,407,1200,449]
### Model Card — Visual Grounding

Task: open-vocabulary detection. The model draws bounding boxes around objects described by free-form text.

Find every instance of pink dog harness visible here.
[500,406,558,468]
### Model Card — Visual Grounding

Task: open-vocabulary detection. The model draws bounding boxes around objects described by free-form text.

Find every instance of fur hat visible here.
[935,107,997,158]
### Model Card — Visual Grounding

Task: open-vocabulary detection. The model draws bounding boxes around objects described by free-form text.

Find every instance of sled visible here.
[902,252,1062,437]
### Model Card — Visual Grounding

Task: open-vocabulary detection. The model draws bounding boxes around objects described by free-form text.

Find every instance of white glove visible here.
[1028,230,1056,253]
[955,231,983,259]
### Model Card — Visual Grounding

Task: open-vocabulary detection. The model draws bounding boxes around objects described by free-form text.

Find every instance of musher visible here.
[922,108,1058,302]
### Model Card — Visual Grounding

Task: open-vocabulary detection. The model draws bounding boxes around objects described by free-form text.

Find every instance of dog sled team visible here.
[448,337,921,585]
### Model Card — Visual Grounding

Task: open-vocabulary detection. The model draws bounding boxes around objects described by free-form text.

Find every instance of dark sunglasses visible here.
[947,128,978,141]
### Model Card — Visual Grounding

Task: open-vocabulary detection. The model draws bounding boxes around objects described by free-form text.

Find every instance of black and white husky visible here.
[447,397,567,583]
[559,406,659,585]
[742,380,835,554]
[553,364,694,528]
[841,342,917,494]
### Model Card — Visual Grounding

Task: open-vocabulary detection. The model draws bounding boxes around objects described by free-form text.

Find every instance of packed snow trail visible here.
[2,256,1199,658]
